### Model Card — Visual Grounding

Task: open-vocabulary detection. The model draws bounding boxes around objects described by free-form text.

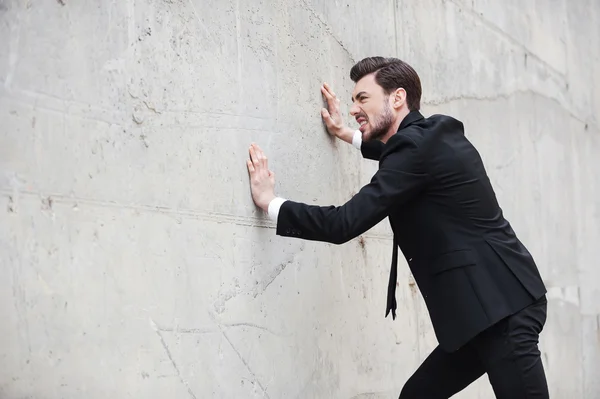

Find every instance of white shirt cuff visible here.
[267,197,287,221]
[352,130,362,150]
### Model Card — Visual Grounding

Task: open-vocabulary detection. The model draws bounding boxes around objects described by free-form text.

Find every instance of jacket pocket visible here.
[430,249,476,275]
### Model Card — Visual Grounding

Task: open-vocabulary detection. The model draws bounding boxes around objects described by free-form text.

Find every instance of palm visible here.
[247,144,275,212]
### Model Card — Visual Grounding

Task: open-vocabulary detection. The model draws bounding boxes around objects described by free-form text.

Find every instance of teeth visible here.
[360,121,367,126]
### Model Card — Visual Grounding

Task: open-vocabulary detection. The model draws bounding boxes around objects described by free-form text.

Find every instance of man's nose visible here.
[349,104,360,116]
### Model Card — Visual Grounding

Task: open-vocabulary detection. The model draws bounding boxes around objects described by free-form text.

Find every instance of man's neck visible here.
[380,108,410,144]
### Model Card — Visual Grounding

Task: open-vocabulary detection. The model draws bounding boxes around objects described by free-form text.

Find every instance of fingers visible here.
[249,144,260,167]
[252,143,268,169]
[321,82,336,103]
[323,82,336,98]
[247,159,255,174]
[248,143,268,171]
[321,82,341,119]
[321,108,333,125]
[325,83,340,104]
[256,145,268,169]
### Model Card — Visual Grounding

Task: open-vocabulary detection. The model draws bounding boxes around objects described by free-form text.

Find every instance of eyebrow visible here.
[352,91,367,102]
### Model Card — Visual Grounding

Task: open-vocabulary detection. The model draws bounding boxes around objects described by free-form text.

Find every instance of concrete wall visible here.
[1,0,599,398]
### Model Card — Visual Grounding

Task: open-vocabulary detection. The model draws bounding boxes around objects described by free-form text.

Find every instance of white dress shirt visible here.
[267,130,363,222]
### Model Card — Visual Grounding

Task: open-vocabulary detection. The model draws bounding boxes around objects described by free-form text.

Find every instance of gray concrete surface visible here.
[1,0,599,398]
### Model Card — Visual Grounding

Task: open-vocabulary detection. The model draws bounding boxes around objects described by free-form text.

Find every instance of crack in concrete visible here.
[220,327,271,398]
[349,392,389,399]
[214,283,243,314]
[446,0,567,82]
[198,310,272,397]
[0,189,277,228]
[294,369,317,399]
[298,0,355,63]
[252,244,305,298]
[150,319,198,399]
[0,190,395,242]
[186,0,220,50]
[213,247,305,313]
[4,1,22,90]
[156,321,288,337]
[1,86,129,126]
[423,89,590,127]
[157,326,217,334]
[253,260,293,298]
[224,322,288,337]
[142,100,161,114]
[424,90,550,106]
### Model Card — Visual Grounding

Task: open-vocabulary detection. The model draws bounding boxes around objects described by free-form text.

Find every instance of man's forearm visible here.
[336,127,356,145]
[336,127,363,150]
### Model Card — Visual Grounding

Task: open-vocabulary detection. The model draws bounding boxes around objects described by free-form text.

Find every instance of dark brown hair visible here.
[350,57,422,110]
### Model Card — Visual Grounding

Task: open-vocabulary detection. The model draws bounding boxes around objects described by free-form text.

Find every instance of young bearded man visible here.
[246,56,549,398]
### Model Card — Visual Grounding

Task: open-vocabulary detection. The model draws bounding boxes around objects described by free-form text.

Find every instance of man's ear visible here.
[392,88,406,110]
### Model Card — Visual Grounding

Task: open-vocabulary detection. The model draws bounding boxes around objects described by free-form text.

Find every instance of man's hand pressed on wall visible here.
[247,143,276,212]
[320,82,355,144]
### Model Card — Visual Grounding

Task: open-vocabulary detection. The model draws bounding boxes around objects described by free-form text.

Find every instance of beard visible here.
[364,101,394,142]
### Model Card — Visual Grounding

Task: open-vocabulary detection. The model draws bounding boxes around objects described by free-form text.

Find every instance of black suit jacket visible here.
[276,111,546,352]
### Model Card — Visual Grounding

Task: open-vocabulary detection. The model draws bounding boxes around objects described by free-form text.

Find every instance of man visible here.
[246,57,549,398]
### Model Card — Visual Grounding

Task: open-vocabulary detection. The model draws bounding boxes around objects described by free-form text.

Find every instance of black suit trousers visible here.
[399,296,549,399]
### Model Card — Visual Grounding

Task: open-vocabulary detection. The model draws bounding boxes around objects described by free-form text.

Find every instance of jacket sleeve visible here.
[276,134,429,244]
[360,140,384,160]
